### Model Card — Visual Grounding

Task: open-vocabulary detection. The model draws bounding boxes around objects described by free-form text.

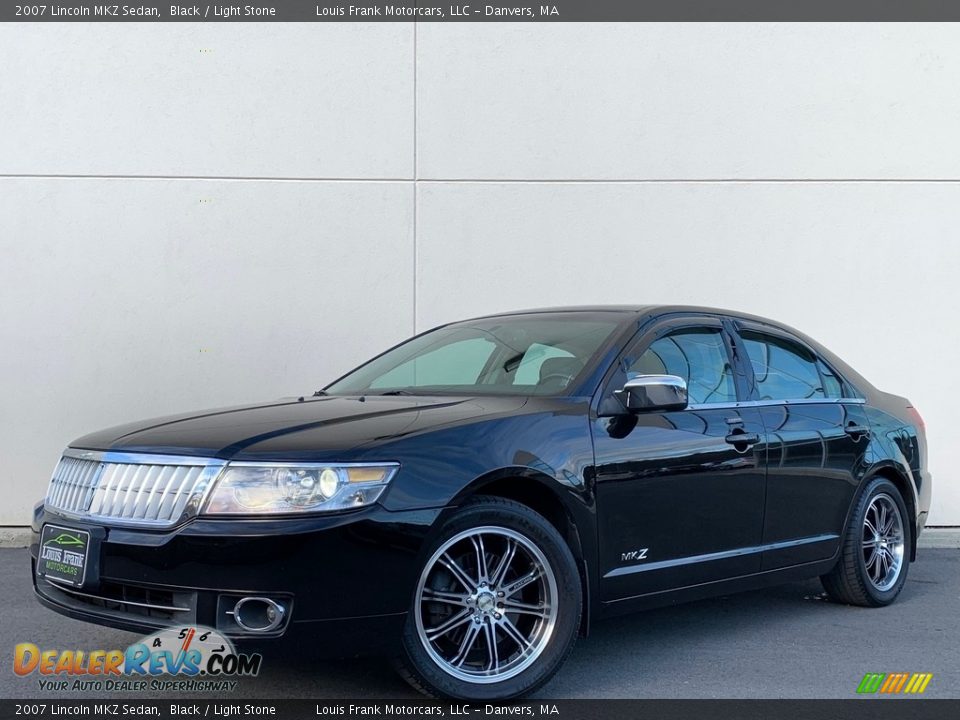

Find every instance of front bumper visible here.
[31,503,442,653]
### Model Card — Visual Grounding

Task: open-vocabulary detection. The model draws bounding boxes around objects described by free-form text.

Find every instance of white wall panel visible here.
[2,22,958,526]
[0,179,413,524]
[418,24,960,180]
[416,181,958,524]
[0,24,414,178]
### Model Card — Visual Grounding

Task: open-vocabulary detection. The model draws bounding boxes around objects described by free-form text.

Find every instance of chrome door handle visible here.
[844,424,870,440]
[725,432,760,446]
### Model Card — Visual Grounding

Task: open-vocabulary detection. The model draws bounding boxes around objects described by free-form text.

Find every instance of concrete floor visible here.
[2,548,957,699]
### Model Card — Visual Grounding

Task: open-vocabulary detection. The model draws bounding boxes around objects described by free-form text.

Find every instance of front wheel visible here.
[397,496,581,699]
[821,477,911,607]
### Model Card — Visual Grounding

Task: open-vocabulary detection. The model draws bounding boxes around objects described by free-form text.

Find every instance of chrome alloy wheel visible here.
[414,526,559,684]
[862,493,905,591]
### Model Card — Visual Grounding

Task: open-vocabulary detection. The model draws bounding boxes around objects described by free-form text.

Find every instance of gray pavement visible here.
[1,548,957,699]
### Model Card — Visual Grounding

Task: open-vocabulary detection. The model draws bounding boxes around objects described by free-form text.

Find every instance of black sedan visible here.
[31,306,931,699]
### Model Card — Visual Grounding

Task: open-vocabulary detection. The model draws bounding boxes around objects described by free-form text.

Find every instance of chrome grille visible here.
[45,450,226,527]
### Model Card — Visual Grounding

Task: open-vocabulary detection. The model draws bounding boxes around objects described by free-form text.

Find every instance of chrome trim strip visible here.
[687,398,866,411]
[604,533,839,578]
[166,465,192,520]
[63,460,83,512]
[63,448,223,466]
[154,465,181,521]
[224,461,401,469]
[231,597,287,633]
[43,578,191,612]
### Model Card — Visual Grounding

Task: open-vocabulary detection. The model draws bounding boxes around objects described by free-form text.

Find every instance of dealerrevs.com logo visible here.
[14,626,262,692]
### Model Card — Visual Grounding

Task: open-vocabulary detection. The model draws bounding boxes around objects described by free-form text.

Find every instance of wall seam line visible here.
[5,175,960,184]
[0,174,412,183]
[412,20,419,336]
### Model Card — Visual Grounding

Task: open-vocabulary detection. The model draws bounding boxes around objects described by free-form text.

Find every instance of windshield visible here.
[324,314,622,397]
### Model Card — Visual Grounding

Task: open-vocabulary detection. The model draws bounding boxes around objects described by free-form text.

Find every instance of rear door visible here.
[593,317,767,600]
[732,322,870,569]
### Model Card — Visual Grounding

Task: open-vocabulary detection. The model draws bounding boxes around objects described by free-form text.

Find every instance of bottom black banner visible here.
[0,700,957,720]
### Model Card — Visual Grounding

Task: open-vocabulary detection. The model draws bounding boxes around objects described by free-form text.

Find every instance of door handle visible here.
[725,431,760,448]
[844,424,870,440]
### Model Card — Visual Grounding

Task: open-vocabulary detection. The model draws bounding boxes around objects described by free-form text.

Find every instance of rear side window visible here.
[818,361,844,398]
[741,331,842,400]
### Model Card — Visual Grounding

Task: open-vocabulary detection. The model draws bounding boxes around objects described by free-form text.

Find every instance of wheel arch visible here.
[445,468,593,636]
[856,461,919,561]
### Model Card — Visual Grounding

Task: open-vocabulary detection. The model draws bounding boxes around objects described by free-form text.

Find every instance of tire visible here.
[396,496,582,699]
[821,476,911,607]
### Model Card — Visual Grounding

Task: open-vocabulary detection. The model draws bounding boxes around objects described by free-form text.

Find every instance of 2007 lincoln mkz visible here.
[31,306,931,698]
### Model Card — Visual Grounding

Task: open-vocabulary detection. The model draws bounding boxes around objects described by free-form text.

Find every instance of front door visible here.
[593,320,767,601]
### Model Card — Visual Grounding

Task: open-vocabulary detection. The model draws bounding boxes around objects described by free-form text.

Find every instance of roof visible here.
[472,304,779,324]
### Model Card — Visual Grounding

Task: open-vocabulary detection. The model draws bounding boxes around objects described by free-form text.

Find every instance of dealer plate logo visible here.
[38,524,90,587]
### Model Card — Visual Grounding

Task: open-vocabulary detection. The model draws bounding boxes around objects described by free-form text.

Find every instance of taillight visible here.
[907,405,925,432]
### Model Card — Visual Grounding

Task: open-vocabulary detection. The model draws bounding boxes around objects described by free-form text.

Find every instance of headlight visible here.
[202,463,399,515]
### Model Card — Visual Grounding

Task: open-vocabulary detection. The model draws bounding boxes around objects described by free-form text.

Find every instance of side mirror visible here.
[616,374,688,412]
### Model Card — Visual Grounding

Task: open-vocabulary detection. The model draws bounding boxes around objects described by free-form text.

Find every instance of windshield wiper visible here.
[312,390,328,397]
[377,390,416,396]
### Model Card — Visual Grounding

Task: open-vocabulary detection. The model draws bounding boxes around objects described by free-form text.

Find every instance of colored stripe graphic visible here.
[886,673,908,693]
[909,673,933,694]
[857,672,932,694]
[857,673,886,693]
[880,673,900,693]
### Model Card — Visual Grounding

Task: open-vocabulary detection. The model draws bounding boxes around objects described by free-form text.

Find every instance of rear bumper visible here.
[906,467,932,562]
[30,502,441,652]
[916,467,932,537]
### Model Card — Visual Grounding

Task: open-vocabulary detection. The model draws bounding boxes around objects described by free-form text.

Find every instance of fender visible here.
[430,466,596,634]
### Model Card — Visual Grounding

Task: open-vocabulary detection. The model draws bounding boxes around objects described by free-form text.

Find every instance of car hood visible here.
[69,394,529,460]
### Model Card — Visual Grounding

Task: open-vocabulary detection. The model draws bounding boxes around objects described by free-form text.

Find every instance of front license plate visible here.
[38,524,91,587]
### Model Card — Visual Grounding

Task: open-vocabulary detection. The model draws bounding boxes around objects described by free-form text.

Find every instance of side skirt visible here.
[597,555,839,619]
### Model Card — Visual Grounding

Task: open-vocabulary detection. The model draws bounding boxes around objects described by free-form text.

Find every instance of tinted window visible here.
[818,360,844,398]
[325,315,621,396]
[370,338,496,389]
[628,328,736,405]
[741,332,842,400]
[513,343,575,385]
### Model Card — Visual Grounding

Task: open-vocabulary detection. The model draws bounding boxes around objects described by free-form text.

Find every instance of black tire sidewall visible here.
[854,478,911,605]
[400,499,582,699]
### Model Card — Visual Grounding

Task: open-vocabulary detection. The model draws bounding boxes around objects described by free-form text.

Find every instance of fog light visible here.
[231,597,286,632]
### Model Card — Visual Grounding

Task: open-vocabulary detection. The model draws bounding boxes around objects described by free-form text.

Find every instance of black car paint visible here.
[31,306,930,651]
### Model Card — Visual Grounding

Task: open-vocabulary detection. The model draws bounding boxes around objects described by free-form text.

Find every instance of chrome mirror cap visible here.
[617,374,688,412]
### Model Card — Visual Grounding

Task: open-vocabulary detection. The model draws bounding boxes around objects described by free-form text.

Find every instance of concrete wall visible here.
[1,23,957,525]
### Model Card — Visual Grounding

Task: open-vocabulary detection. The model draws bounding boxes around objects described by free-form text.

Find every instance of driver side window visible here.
[625,328,737,405]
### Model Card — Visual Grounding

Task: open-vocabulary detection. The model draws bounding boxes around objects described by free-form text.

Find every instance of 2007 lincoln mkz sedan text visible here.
[31,306,931,698]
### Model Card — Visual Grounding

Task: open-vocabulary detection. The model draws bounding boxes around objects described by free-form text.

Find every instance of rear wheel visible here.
[821,477,911,607]
[397,496,581,699]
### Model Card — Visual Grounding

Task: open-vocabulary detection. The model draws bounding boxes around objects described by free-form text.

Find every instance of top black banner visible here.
[4,0,960,22]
